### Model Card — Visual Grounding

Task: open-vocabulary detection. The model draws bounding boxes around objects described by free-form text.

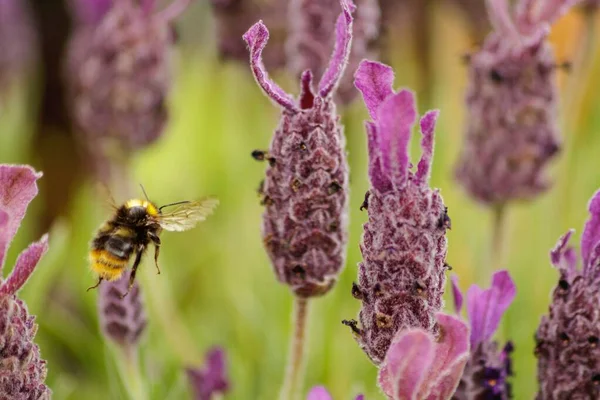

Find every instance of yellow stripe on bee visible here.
[89,249,127,281]
[113,227,135,237]
[125,199,159,216]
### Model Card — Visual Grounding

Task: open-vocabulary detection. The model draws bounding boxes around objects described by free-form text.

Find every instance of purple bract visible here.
[186,347,230,400]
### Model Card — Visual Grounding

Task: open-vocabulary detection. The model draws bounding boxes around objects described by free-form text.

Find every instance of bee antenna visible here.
[140,184,150,201]
[159,200,191,210]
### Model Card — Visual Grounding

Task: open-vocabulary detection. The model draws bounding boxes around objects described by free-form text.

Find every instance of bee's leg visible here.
[149,233,161,275]
[86,277,103,292]
[122,248,144,299]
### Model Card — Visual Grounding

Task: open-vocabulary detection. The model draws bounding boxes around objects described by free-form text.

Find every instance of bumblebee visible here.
[88,196,218,297]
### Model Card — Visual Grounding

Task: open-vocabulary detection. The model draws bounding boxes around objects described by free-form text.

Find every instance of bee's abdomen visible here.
[90,228,135,281]
[90,249,128,281]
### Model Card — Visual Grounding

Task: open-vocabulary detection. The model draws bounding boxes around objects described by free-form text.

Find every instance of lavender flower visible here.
[455,0,578,205]
[210,0,287,70]
[535,189,600,398]
[244,0,353,297]
[343,60,450,365]
[451,271,516,400]
[287,0,380,104]
[307,386,363,400]
[98,273,147,351]
[186,347,229,400]
[378,313,470,400]
[0,165,51,399]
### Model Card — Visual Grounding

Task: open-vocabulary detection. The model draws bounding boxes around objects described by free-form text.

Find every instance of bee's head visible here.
[123,199,159,225]
[126,206,148,224]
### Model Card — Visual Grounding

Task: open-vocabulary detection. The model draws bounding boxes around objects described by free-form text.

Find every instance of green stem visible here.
[115,346,148,400]
[279,297,311,400]
[491,204,507,274]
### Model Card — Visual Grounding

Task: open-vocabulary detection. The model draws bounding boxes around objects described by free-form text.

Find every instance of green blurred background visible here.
[1,2,600,399]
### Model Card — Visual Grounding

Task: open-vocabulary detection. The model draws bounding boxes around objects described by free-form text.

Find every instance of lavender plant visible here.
[536,189,600,398]
[345,59,450,365]
[0,164,50,399]
[451,271,516,399]
[186,347,230,400]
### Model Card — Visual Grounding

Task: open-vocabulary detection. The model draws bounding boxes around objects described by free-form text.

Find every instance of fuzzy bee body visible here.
[88,198,218,296]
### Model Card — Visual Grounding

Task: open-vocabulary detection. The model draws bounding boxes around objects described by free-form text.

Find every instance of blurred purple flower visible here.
[378,313,470,400]
[244,0,353,297]
[0,164,51,399]
[287,0,380,105]
[307,386,364,400]
[536,189,600,398]
[455,0,578,206]
[344,60,450,365]
[186,347,229,400]
[451,271,516,399]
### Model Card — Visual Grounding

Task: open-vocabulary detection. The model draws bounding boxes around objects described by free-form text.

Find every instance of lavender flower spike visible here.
[186,347,230,400]
[345,60,449,365]
[307,386,364,400]
[378,313,470,400]
[536,189,600,398]
[455,0,579,205]
[244,0,353,297]
[0,165,51,399]
[451,271,516,399]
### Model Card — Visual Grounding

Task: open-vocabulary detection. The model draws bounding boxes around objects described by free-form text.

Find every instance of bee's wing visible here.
[158,197,219,232]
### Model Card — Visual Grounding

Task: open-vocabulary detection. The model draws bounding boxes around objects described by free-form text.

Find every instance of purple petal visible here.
[71,0,113,24]
[0,165,42,272]
[318,0,355,98]
[378,329,435,399]
[243,22,297,111]
[354,60,395,121]
[187,347,229,400]
[375,90,417,189]
[550,229,577,275]
[0,234,48,295]
[451,275,463,314]
[365,122,392,192]
[307,386,332,400]
[582,190,600,271]
[414,110,439,186]
[467,270,516,348]
[299,70,315,110]
[354,395,364,400]
[516,0,581,27]
[418,313,470,399]
[485,0,521,43]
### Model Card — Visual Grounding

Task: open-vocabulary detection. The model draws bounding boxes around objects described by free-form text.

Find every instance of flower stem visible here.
[279,297,311,400]
[491,204,507,274]
[115,346,148,400]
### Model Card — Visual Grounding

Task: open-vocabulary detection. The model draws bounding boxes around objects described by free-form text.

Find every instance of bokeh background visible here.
[1,1,600,399]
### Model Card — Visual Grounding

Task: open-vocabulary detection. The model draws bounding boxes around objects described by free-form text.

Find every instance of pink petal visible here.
[414,110,439,186]
[485,0,521,44]
[516,0,581,27]
[550,229,578,275]
[0,234,48,295]
[317,0,355,98]
[307,386,332,400]
[0,165,42,272]
[582,190,600,271]
[71,0,113,24]
[243,22,297,111]
[354,60,395,121]
[450,275,463,314]
[418,313,470,399]
[467,270,516,347]
[365,122,392,193]
[378,329,435,399]
[375,90,417,189]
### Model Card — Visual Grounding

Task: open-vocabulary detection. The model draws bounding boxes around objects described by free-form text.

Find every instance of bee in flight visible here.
[88,192,218,297]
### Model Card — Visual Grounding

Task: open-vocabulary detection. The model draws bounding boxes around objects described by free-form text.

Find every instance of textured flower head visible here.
[344,60,450,365]
[244,0,353,297]
[287,0,380,105]
[0,164,51,399]
[378,313,470,400]
[451,271,516,399]
[186,347,230,400]
[536,189,600,398]
[307,386,364,400]
[455,0,579,205]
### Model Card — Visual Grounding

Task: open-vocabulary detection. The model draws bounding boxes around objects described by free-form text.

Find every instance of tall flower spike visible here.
[287,0,380,104]
[244,0,353,297]
[186,347,230,400]
[378,313,470,400]
[0,165,51,399]
[455,0,578,205]
[451,271,516,399]
[346,60,449,365]
[536,189,600,398]
[66,0,188,178]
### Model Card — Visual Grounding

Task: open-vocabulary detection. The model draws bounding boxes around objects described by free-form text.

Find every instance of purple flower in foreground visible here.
[287,0,380,104]
[307,386,364,400]
[343,60,450,365]
[455,0,578,206]
[244,0,353,297]
[186,347,229,400]
[536,189,600,398]
[378,313,470,400]
[451,271,516,400]
[0,165,50,399]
